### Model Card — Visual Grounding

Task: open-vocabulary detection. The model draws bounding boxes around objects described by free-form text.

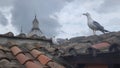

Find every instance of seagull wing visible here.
[52,38,59,45]
[93,21,104,30]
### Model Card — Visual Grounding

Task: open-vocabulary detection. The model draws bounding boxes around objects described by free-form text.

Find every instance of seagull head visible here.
[83,12,90,16]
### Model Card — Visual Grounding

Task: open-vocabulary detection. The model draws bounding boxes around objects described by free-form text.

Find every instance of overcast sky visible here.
[0,0,120,38]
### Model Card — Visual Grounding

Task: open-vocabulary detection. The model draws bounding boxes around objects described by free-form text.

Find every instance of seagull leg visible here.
[93,30,94,35]
[95,30,96,35]
[93,30,96,35]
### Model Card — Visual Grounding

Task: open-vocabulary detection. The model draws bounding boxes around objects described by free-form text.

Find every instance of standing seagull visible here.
[52,36,59,45]
[83,12,109,35]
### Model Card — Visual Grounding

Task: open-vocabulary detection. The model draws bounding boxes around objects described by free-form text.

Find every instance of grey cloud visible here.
[0,0,14,7]
[97,0,120,13]
[0,11,7,26]
[12,0,70,37]
[0,0,14,26]
[66,0,74,2]
[109,18,120,25]
[41,18,62,36]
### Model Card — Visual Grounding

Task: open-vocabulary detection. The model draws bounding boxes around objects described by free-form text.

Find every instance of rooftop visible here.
[0,31,120,68]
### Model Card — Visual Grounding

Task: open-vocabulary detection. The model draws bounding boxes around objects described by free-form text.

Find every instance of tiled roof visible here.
[0,42,65,68]
[0,31,120,68]
[0,32,52,42]
[59,32,120,56]
[91,42,110,49]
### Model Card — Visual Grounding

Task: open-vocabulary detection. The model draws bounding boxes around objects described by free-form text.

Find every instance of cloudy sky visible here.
[0,0,120,38]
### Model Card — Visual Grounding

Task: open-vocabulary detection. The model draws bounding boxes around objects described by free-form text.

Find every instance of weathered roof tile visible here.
[26,44,36,51]
[11,46,23,56]
[37,54,52,65]
[30,49,43,58]
[91,42,110,50]
[25,61,43,68]
[0,31,120,68]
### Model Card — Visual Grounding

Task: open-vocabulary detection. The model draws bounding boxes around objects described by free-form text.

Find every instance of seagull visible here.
[52,36,59,45]
[83,12,109,35]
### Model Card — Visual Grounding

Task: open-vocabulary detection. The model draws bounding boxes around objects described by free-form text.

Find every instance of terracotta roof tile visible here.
[3,47,11,52]
[25,61,42,68]
[6,61,23,68]
[0,47,9,60]
[47,62,65,68]
[0,50,7,59]
[0,45,24,68]
[16,53,32,64]
[0,59,10,68]
[37,54,52,65]
[10,46,23,56]
[7,41,17,48]
[105,36,120,45]
[28,49,52,65]
[33,61,49,68]
[5,42,46,68]
[0,46,4,50]
[0,59,9,64]
[91,42,110,49]
[28,48,66,68]
[6,52,16,60]
[11,60,25,68]
[31,49,43,58]
[35,44,42,48]
[0,31,120,68]
[0,59,22,68]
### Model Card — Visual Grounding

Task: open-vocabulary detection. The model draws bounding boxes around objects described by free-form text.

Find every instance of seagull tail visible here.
[104,29,110,32]
[101,29,110,34]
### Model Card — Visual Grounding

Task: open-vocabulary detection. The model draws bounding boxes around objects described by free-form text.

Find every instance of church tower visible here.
[28,15,44,37]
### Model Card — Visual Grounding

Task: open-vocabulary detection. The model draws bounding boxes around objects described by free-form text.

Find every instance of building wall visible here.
[0,36,51,47]
[84,64,108,68]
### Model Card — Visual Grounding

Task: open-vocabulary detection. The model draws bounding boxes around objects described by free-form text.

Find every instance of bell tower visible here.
[28,15,44,37]
[32,15,39,30]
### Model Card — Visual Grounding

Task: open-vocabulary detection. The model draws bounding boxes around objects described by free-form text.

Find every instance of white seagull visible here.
[52,36,59,45]
[83,12,109,35]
